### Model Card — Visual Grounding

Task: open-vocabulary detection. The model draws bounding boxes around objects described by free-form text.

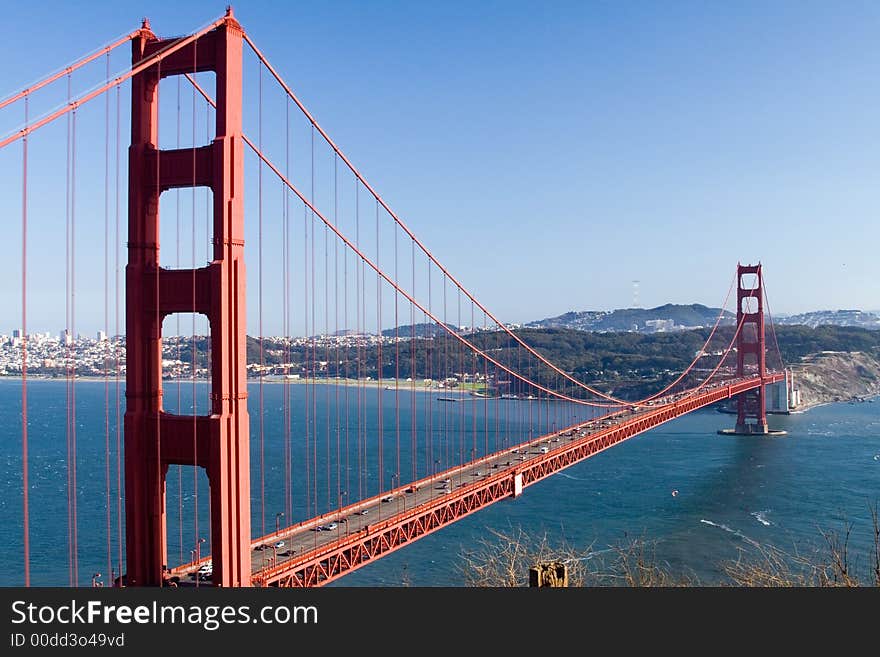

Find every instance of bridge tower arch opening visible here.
[124,10,251,587]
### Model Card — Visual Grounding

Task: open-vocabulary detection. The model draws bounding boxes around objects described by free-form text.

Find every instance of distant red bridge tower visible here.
[734,263,769,434]
[124,10,251,586]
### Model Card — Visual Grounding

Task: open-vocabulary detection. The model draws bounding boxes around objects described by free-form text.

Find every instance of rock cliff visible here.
[789,349,880,410]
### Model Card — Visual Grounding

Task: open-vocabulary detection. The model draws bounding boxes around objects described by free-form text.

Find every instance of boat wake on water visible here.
[557,473,589,482]
[700,519,761,548]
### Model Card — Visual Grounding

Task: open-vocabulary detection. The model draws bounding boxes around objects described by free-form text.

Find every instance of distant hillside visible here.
[525,304,734,334]
[788,350,880,409]
[380,322,458,338]
[775,309,880,330]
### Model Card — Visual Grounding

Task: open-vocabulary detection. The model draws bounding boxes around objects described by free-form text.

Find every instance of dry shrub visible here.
[459,503,880,587]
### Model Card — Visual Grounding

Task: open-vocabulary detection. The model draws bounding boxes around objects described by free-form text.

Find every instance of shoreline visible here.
[790,394,879,414]
[0,374,477,396]
[3,375,878,411]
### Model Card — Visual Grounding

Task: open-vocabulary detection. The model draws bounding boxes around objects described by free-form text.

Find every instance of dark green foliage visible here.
[244,325,880,395]
[771,325,880,362]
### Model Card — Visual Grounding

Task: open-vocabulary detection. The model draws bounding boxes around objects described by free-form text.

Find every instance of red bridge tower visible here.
[734,263,769,434]
[124,10,251,586]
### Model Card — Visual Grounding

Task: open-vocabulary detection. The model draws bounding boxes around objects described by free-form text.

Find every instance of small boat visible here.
[437,397,458,402]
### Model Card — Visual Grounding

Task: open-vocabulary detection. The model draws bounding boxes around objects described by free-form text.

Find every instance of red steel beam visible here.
[252,373,785,587]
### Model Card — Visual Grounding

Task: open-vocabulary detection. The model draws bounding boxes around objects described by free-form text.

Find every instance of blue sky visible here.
[0,1,878,336]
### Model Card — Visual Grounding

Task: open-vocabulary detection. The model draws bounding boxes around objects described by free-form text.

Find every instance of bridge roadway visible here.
[170,372,785,587]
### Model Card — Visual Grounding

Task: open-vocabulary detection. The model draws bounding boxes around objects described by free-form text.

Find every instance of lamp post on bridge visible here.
[194,537,206,588]
[338,491,348,535]
[91,572,103,588]
[391,473,400,514]
[275,511,284,536]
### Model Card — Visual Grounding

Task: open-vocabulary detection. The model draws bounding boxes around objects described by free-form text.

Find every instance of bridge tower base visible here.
[720,263,786,437]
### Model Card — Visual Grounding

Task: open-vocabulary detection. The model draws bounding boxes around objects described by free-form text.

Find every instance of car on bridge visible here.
[196,562,212,580]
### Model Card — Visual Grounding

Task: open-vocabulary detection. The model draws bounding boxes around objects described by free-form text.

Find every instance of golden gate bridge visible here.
[0,10,788,587]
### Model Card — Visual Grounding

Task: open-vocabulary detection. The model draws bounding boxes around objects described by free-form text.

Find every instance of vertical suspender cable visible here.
[258,60,266,537]
[114,84,123,584]
[394,221,400,489]
[72,84,79,588]
[65,73,73,587]
[325,196,331,511]
[304,195,311,521]
[21,94,30,587]
[282,191,290,523]
[310,127,317,516]
[191,43,200,566]
[512,337,518,448]
[471,300,478,459]
[334,154,341,512]
[64,70,81,586]
[343,168,350,511]
[104,54,113,579]
[528,345,533,441]
[410,238,416,483]
[355,182,362,505]
[376,199,383,494]
[285,98,293,524]
[424,259,430,484]
[484,308,490,455]
[493,318,499,453]
[204,70,211,415]
[457,287,464,466]
[443,277,448,474]
[536,355,542,435]
[280,176,289,526]
[360,191,367,501]
[154,61,161,585]
[175,74,183,565]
